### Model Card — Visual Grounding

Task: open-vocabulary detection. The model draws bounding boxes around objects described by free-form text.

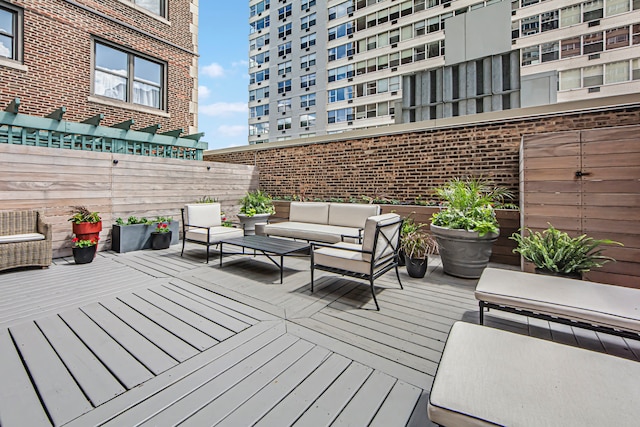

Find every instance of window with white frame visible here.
[583,64,603,87]
[250,51,269,67]
[300,53,316,68]
[94,41,164,109]
[605,60,629,83]
[328,107,354,123]
[541,41,559,62]
[301,33,316,49]
[561,37,581,58]
[278,61,292,75]
[301,73,316,88]
[583,0,603,21]
[328,22,353,40]
[328,86,353,102]
[328,1,353,20]
[560,4,581,27]
[250,0,270,17]
[278,23,292,38]
[278,98,292,112]
[278,4,292,19]
[559,68,581,90]
[250,34,270,50]
[302,0,316,10]
[249,87,269,101]
[278,41,292,57]
[300,93,316,107]
[250,16,270,34]
[633,59,640,80]
[132,0,166,17]
[583,31,603,53]
[301,13,316,29]
[277,117,291,130]
[328,64,354,82]
[278,79,292,93]
[0,2,22,61]
[250,104,269,118]
[606,0,629,15]
[249,69,269,84]
[249,122,269,136]
[606,26,629,49]
[328,42,354,61]
[300,113,316,127]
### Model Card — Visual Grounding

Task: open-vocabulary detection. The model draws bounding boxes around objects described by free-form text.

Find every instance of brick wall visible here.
[205,105,640,204]
[0,0,196,133]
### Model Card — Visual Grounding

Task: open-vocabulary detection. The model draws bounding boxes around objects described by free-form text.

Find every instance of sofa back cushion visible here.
[0,210,38,236]
[289,202,330,224]
[328,203,380,228]
[185,204,221,228]
[361,213,401,262]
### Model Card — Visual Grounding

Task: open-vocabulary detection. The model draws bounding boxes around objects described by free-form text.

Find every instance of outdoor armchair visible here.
[181,204,243,262]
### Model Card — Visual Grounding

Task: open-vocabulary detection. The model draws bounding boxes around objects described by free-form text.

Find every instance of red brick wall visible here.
[205,106,640,203]
[0,0,196,131]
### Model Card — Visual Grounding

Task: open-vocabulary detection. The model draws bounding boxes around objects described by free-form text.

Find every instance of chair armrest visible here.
[37,214,52,240]
[311,241,373,256]
[183,223,212,231]
[340,228,363,243]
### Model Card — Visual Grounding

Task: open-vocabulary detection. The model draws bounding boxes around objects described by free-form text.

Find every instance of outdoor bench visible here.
[0,210,52,271]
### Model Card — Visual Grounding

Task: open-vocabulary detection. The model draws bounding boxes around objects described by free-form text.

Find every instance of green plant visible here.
[197,195,218,204]
[401,231,438,259]
[430,177,513,235]
[68,206,101,224]
[239,189,275,217]
[510,225,622,275]
[72,237,99,248]
[155,222,170,233]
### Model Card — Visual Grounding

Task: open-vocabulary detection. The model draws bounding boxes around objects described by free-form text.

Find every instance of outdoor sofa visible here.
[264,202,380,244]
[0,210,52,271]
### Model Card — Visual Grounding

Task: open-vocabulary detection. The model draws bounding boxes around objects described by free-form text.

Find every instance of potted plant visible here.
[69,206,102,251]
[72,237,99,264]
[430,177,513,278]
[510,225,622,279]
[237,189,275,235]
[400,229,438,278]
[112,215,179,252]
[398,214,419,267]
[150,217,173,250]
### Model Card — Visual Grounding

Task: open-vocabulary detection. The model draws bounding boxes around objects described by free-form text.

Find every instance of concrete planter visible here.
[112,221,179,253]
[430,224,499,279]
[238,213,271,235]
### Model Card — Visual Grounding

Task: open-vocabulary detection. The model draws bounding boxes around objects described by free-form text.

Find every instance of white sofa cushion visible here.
[185,226,243,243]
[313,242,370,275]
[0,233,45,244]
[185,204,221,228]
[361,213,400,262]
[328,203,380,228]
[289,202,329,224]
[264,222,361,244]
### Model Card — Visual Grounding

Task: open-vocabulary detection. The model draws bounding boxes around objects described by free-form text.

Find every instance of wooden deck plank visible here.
[180,339,316,426]
[9,322,93,426]
[369,381,423,427]
[292,361,373,427]
[59,309,154,389]
[254,353,352,426]
[331,370,397,426]
[99,298,199,362]
[80,303,178,375]
[0,328,51,427]
[215,345,333,427]
[35,316,125,407]
[117,293,218,351]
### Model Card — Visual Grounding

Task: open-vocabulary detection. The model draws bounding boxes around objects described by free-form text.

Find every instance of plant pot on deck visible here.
[72,245,96,264]
[430,224,498,279]
[404,254,427,278]
[237,213,271,236]
[151,231,172,250]
[72,221,102,250]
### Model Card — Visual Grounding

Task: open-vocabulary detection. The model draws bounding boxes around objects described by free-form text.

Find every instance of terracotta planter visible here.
[72,221,102,250]
[72,245,96,264]
[151,231,171,250]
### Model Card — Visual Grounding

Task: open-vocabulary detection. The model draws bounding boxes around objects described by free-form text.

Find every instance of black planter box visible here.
[112,221,179,253]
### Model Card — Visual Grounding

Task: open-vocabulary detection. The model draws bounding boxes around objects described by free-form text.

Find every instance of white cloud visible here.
[201,63,225,78]
[218,125,247,138]
[199,102,247,117]
[232,60,249,68]
[198,85,211,99]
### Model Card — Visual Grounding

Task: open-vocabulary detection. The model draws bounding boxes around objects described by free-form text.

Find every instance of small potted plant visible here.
[400,229,438,278]
[430,177,513,278]
[510,224,622,279]
[68,206,102,245]
[151,218,172,250]
[398,214,419,267]
[237,189,275,235]
[72,237,99,264]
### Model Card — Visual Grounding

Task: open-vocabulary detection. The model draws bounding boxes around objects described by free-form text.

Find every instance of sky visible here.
[198,3,249,151]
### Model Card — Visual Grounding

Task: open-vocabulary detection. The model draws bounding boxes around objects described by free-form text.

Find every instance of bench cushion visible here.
[185,226,243,243]
[428,322,640,427]
[289,202,330,224]
[313,242,369,275]
[475,268,640,334]
[264,222,361,244]
[328,203,379,228]
[0,233,46,244]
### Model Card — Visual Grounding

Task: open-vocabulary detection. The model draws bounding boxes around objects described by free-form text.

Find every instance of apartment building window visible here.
[250,0,270,17]
[328,64,354,82]
[301,33,316,49]
[521,15,539,36]
[0,2,22,61]
[521,45,539,66]
[301,13,316,29]
[132,0,166,17]
[249,122,269,136]
[302,0,316,10]
[328,86,354,102]
[415,0,426,12]
[634,24,640,44]
[250,16,270,34]
[279,4,292,20]
[606,0,629,15]
[277,117,292,130]
[278,41,292,57]
[328,107,354,123]
[606,26,629,49]
[94,42,164,109]
[300,93,316,107]
[328,43,355,61]
[250,52,269,68]
[583,0,603,21]
[583,31,603,53]
[583,65,603,87]
[401,0,413,16]
[249,87,269,101]
[300,113,316,127]
[278,61,292,75]
[414,45,426,61]
[278,98,292,112]
[541,11,558,31]
[328,1,354,20]
[278,79,292,94]
[300,53,316,68]
[561,37,581,58]
[278,23,292,38]
[250,104,269,118]
[605,61,629,83]
[633,59,640,80]
[250,34,270,50]
[249,69,269,84]
[301,73,316,88]
[541,42,559,62]
[560,5,581,27]
[329,22,353,41]
[559,69,581,90]
[300,133,316,138]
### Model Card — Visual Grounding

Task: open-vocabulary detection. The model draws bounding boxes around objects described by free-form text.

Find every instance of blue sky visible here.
[198,3,249,150]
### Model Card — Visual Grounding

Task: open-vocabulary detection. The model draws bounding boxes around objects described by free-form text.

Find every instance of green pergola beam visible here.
[138,124,161,134]
[46,107,66,121]
[5,98,20,113]
[81,114,104,126]
[111,119,135,130]
[182,132,205,141]
[160,128,183,137]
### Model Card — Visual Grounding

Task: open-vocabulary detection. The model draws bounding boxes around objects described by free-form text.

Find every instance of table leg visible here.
[219,243,223,267]
[280,255,284,284]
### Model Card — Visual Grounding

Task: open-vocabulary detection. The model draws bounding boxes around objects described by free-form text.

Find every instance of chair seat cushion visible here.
[475,268,640,334]
[0,233,45,244]
[185,227,243,244]
[264,222,361,243]
[313,242,370,275]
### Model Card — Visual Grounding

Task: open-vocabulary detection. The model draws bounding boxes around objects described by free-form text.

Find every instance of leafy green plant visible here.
[510,225,622,275]
[239,189,275,217]
[72,237,99,248]
[197,195,218,204]
[401,231,438,259]
[68,206,101,224]
[430,177,513,235]
[155,222,171,233]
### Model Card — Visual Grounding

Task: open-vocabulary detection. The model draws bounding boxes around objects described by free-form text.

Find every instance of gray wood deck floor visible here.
[1,245,638,426]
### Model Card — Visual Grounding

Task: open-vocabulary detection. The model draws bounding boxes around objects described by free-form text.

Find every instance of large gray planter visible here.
[112,221,179,253]
[237,213,271,235]
[430,224,498,279]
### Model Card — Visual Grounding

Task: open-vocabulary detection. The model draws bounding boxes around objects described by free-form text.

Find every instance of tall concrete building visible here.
[248,0,640,143]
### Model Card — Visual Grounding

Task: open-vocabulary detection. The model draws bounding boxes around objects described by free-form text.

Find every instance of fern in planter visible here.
[510,225,622,276]
[239,189,275,217]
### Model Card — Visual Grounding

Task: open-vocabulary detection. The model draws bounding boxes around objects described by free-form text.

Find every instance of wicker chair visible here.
[0,210,52,271]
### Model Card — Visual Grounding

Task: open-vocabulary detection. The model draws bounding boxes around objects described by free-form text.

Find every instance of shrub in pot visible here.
[398,215,419,267]
[510,224,622,279]
[69,206,102,251]
[400,230,438,279]
[72,237,99,264]
[237,189,275,235]
[430,177,513,278]
[151,219,172,250]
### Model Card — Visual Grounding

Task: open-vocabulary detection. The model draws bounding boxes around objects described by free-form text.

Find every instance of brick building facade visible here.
[0,0,198,133]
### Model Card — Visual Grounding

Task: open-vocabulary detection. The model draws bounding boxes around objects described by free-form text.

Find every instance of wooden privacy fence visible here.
[521,125,640,288]
[0,144,258,258]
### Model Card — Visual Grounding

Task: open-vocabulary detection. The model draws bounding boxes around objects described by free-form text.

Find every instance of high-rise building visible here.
[248,0,640,143]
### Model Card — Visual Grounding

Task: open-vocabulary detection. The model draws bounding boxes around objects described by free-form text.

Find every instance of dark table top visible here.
[219,235,310,255]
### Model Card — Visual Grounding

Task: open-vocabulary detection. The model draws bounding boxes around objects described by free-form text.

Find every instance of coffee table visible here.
[218,235,310,283]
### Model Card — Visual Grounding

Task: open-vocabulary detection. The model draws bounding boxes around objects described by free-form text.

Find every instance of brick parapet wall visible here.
[0,0,196,132]
[205,106,640,203]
